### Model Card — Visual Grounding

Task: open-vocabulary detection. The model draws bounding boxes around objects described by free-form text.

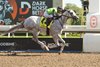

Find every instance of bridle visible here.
[57,10,77,28]
[56,10,70,28]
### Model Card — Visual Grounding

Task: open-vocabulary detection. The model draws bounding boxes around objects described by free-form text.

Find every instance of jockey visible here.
[42,7,63,26]
[41,7,63,35]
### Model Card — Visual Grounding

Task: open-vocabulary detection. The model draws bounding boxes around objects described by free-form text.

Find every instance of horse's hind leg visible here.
[31,29,49,51]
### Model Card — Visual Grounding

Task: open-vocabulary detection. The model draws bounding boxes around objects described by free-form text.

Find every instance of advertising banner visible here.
[0,0,52,25]
[0,38,83,52]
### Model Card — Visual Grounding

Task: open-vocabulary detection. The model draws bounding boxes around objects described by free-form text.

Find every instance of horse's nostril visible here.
[73,16,79,20]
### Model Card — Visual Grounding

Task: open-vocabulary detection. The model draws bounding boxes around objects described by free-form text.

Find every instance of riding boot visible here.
[46,26,49,35]
[46,18,52,35]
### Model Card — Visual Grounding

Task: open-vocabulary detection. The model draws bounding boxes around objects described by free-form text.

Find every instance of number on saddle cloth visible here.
[40,17,53,28]
[40,17,46,28]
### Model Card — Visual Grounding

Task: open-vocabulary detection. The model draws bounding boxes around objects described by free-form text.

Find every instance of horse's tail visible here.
[0,23,24,36]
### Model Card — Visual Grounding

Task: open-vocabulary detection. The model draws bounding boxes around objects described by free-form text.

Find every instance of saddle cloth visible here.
[40,17,52,28]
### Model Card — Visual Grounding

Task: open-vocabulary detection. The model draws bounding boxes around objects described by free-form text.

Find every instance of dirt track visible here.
[0,53,100,67]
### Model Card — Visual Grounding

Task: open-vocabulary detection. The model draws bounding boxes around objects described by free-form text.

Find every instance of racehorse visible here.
[0,9,79,54]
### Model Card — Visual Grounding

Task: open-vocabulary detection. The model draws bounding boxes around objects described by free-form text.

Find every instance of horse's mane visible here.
[62,9,67,13]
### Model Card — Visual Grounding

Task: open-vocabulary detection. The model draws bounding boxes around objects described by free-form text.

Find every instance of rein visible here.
[57,14,74,28]
[54,10,77,28]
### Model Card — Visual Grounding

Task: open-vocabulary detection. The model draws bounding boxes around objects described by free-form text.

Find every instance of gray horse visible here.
[0,9,79,54]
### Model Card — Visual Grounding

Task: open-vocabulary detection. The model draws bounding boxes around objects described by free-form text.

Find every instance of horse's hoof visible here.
[45,46,49,51]
[41,45,49,51]
[58,52,62,55]
[7,52,17,56]
[11,53,17,55]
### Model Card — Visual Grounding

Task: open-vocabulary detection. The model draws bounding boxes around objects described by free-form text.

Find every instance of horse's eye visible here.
[68,11,70,13]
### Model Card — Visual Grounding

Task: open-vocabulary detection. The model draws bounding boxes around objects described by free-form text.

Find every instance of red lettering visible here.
[19,8,29,15]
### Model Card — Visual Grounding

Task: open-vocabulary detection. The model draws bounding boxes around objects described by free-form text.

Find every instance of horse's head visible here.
[62,9,79,20]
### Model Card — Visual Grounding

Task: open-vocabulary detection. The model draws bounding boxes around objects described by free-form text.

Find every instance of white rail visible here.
[0,25,100,37]
[63,25,100,33]
[0,25,86,32]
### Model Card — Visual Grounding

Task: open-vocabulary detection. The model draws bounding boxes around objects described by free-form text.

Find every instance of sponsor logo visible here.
[0,42,15,46]
[47,43,69,48]
[90,16,98,28]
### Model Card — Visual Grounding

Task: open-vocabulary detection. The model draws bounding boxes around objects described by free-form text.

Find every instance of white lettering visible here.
[0,42,15,46]
[32,1,47,15]
[32,1,46,6]
[21,1,31,8]
[32,6,47,11]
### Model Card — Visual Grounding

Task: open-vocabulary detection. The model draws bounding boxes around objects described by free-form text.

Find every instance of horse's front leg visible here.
[58,34,69,54]
[52,34,67,54]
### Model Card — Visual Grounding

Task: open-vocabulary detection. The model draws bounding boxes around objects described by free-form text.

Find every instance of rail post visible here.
[83,0,100,52]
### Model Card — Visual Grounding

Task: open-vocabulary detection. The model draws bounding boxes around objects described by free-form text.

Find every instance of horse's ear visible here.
[62,9,66,13]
